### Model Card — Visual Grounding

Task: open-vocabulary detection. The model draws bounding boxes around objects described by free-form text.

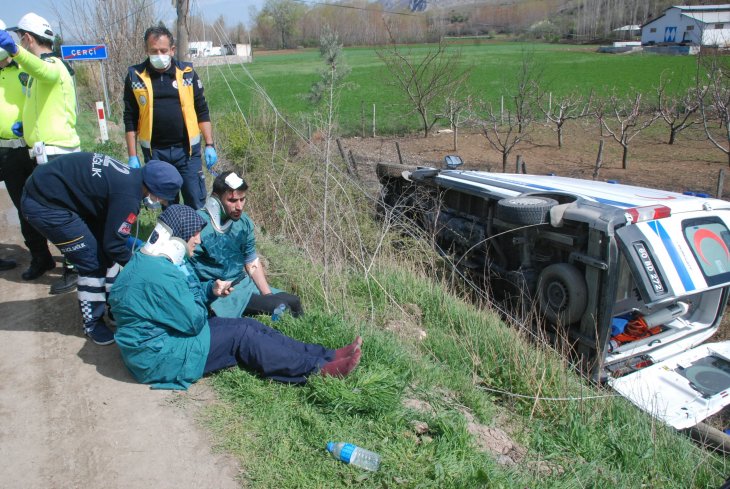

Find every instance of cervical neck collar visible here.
[141,222,187,265]
[204,196,232,233]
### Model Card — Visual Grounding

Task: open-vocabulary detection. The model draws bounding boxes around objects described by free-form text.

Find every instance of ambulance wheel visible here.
[496,196,558,226]
[537,263,587,325]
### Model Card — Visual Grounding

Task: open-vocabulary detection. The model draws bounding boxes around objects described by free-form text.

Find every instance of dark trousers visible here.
[21,193,118,329]
[142,143,205,209]
[0,147,50,258]
[204,317,335,384]
[244,292,304,317]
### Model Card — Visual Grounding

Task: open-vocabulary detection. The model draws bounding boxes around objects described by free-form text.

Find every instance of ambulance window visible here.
[683,217,730,286]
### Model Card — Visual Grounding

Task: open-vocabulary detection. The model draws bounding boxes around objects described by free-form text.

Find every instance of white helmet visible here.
[0,19,8,62]
[8,13,54,41]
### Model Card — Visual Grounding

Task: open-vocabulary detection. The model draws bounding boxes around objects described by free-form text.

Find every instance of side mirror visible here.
[444,155,463,169]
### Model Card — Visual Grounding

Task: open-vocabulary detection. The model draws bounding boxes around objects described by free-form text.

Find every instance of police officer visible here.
[20,152,183,345]
[123,25,217,210]
[0,13,82,293]
[0,18,56,279]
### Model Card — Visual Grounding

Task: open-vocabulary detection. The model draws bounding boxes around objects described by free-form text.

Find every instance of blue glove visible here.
[128,155,141,169]
[0,30,18,55]
[11,121,22,137]
[125,236,145,251]
[204,145,218,172]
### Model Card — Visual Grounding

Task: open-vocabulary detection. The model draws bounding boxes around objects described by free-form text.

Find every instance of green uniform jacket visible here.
[12,47,80,148]
[109,252,212,390]
[0,62,26,140]
[189,211,268,318]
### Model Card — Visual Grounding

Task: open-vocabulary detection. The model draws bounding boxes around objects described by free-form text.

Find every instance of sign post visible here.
[95,101,109,142]
[60,44,112,128]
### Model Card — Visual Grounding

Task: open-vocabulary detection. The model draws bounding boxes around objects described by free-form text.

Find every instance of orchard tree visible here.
[656,72,702,145]
[377,39,470,138]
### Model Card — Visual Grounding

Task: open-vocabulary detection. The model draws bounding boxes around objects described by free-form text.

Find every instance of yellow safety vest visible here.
[128,61,201,152]
[0,62,26,140]
[12,47,80,148]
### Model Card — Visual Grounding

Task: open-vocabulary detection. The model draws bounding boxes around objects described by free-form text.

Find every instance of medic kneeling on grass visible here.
[109,204,362,390]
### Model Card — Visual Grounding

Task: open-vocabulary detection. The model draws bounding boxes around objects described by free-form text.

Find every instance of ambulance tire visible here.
[537,263,587,325]
[496,196,558,226]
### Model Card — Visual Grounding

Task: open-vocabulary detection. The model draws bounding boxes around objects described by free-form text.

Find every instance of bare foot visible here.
[334,336,363,361]
[321,348,362,378]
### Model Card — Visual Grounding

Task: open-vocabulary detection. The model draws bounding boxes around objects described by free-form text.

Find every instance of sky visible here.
[2,0,265,41]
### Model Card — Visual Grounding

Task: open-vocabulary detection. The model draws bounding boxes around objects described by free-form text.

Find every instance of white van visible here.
[377,158,730,434]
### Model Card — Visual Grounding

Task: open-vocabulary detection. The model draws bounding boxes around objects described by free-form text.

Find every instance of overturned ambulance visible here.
[377,158,730,433]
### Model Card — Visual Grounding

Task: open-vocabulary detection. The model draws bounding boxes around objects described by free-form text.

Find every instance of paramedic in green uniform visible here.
[0,13,82,293]
[188,171,303,319]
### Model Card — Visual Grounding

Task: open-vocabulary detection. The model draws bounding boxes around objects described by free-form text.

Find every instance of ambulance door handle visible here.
[649,339,661,347]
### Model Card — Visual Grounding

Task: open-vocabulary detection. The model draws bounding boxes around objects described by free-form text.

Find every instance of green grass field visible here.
[199,41,699,136]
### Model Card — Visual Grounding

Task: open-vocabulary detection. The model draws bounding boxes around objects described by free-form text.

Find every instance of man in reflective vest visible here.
[123,25,217,210]
[0,13,82,294]
[0,18,54,278]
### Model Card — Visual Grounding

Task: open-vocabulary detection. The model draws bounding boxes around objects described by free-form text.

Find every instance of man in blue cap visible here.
[21,152,182,345]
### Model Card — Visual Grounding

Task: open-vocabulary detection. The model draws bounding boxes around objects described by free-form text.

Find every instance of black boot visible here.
[50,267,78,295]
[0,258,17,271]
[21,254,55,280]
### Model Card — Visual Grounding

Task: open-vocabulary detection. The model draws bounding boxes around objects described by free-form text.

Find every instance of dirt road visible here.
[0,188,242,489]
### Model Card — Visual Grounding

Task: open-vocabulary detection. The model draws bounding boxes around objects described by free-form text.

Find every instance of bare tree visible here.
[376,39,470,138]
[539,89,594,148]
[476,101,532,172]
[53,0,161,115]
[656,73,702,145]
[260,0,304,49]
[441,94,473,151]
[175,0,190,61]
[475,50,540,171]
[596,90,660,169]
[698,52,730,166]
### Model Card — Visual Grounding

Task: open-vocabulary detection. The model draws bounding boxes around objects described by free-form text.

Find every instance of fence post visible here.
[500,96,504,125]
[336,138,347,162]
[360,100,365,138]
[718,168,726,199]
[372,104,376,138]
[593,140,604,180]
[395,141,404,165]
[347,150,357,176]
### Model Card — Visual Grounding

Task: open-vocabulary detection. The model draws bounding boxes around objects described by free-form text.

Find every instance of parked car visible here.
[377,157,730,435]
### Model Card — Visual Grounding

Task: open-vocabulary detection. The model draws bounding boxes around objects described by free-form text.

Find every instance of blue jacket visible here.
[109,252,212,390]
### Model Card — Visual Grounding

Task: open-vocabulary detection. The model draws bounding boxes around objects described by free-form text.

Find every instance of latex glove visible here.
[0,30,18,55]
[125,236,145,251]
[128,155,141,169]
[204,145,218,172]
[11,121,23,137]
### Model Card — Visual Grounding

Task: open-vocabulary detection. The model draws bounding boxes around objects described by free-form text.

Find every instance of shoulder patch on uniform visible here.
[197,79,203,89]
[118,221,132,236]
[45,58,56,63]
[126,213,137,224]
[18,72,29,86]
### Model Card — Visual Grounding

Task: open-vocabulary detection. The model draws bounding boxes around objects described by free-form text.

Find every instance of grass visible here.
[199,41,700,136]
[201,240,728,488]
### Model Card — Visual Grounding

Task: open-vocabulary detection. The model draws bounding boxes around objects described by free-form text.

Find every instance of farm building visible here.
[641,4,730,47]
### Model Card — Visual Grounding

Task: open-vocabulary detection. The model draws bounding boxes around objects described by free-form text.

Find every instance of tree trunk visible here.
[176,0,190,62]
[558,124,563,148]
[622,144,629,170]
[668,127,676,145]
[502,151,509,172]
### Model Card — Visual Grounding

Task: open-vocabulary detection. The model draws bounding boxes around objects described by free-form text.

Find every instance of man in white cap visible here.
[0,18,56,280]
[0,13,83,294]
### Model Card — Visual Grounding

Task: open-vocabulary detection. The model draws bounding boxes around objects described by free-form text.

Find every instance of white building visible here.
[189,41,213,57]
[641,4,730,47]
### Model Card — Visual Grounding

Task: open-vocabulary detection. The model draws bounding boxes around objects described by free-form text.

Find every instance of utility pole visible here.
[176,0,190,61]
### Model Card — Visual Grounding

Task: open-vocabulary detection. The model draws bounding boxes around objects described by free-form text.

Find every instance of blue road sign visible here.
[60,44,108,61]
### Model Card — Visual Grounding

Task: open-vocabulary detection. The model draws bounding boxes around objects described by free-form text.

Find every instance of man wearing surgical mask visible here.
[123,25,217,211]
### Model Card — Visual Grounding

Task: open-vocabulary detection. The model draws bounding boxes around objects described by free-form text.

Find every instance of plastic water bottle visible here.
[271,303,287,321]
[326,441,381,472]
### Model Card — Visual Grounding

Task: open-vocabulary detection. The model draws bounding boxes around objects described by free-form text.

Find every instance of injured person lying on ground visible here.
[108,204,361,390]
